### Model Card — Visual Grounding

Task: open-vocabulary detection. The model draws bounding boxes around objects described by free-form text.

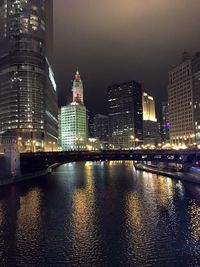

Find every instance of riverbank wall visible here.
[135,163,200,185]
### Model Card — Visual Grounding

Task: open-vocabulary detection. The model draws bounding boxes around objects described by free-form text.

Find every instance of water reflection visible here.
[70,162,99,263]
[16,187,43,264]
[190,202,200,242]
[0,162,199,266]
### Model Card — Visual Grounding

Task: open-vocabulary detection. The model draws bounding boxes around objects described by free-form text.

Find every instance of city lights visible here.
[0,1,199,266]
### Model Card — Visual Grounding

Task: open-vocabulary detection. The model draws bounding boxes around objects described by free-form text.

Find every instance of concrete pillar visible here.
[1,131,21,177]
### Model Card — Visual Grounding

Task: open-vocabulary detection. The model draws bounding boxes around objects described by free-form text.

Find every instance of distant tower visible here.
[72,69,84,104]
[61,69,87,151]
[142,92,160,145]
[161,101,170,142]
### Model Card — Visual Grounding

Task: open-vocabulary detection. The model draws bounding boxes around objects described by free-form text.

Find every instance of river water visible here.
[0,161,200,266]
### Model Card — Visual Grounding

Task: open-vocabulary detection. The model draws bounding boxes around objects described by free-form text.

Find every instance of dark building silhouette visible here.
[107,81,143,149]
[192,52,200,145]
[87,112,95,138]
[0,0,58,152]
[94,114,109,143]
[161,101,170,142]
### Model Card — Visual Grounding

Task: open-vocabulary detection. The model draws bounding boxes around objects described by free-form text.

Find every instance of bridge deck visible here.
[19,149,200,174]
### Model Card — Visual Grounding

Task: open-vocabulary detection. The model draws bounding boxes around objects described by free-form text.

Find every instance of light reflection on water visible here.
[0,161,200,266]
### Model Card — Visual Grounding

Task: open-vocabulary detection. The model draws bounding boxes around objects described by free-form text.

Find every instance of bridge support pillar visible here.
[1,131,21,178]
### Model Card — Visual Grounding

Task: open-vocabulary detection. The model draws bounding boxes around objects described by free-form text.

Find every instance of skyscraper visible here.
[61,103,87,151]
[192,52,200,145]
[87,111,95,138]
[0,0,58,152]
[94,114,109,148]
[142,92,160,146]
[161,101,170,142]
[142,92,156,122]
[108,81,143,149]
[168,51,200,146]
[61,70,87,151]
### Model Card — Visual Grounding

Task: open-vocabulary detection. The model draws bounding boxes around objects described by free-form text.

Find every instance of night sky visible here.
[54,0,200,117]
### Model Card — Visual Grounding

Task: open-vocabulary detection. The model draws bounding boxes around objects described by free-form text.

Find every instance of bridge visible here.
[20,149,200,174]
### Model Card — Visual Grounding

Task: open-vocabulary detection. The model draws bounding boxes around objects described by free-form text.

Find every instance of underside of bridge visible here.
[20,150,200,175]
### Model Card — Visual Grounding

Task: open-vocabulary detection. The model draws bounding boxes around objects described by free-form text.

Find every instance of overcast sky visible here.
[53,0,200,116]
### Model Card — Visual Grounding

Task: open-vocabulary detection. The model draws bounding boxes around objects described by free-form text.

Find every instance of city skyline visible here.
[0,0,199,152]
[54,0,200,115]
[0,2,200,266]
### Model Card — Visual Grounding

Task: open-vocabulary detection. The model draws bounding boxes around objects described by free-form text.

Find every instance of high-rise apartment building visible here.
[0,0,58,152]
[142,92,160,145]
[61,70,87,151]
[108,81,143,149]
[168,52,200,146]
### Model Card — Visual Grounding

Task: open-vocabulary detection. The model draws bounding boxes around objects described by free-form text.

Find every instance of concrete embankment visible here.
[135,163,200,185]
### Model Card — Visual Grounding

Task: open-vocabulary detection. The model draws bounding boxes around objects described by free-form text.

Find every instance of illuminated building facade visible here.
[168,52,200,146]
[108,81,143,149]
[61,103,87,150]
[142,92,160,145]
[142,92,156,122]
[0,0,58,152]
[72,70,84,104]
[61,71,87,151]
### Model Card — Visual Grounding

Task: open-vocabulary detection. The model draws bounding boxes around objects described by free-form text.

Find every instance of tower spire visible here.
[72,68,84,104]
[75,68,81,81]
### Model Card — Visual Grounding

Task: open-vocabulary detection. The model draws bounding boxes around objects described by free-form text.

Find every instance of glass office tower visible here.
[108,81,143,149]
[0,0,58,152]
[94,114,109,142]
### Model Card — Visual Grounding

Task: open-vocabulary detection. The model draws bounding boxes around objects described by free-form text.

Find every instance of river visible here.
[0,161,200,266]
